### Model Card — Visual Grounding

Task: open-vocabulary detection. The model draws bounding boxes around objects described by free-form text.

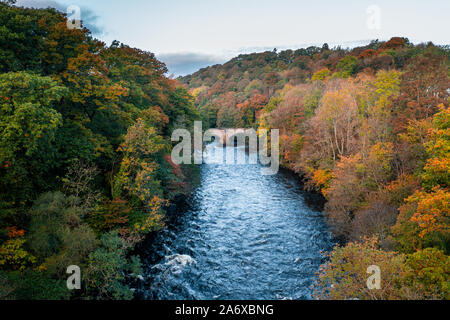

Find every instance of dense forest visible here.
[0,2,199,299]
[181,38,450,299]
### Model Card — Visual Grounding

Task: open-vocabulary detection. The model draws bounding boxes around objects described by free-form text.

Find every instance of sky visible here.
[15,0,450,76]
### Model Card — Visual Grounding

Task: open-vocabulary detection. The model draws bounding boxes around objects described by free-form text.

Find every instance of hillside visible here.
[0,2,198,299]
[181,37,450,299]
[181,38,448,127]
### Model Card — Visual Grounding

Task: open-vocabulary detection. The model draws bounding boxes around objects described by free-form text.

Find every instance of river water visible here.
[136,142,333,300]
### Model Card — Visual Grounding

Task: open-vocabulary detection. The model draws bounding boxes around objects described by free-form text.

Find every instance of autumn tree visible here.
[112,119,166,233]
[365,70,401,144]
[393,52,449,130]
[324,142,395,239]
[392,106,449,253]
[314,238,406,300]
[306,86,359,162]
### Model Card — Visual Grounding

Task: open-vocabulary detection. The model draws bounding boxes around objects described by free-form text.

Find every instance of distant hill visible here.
[180,37,449,128]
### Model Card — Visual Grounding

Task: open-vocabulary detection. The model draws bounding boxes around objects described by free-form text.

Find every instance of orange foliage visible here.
[6,226,25,239]
[311,169,333,196]
[409,187,450,239]
[380,37,407,50]
[89,198,131,233]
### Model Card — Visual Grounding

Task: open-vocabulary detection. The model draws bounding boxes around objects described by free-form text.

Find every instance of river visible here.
[135,142,333,300]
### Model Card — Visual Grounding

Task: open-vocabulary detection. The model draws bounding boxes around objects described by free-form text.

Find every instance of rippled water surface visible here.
[136,143,333,300]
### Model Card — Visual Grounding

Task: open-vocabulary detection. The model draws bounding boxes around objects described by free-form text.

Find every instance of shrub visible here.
[402,248,449,299]
[85,231,142,300]
[27,192,98,276]
[314,238,406,300]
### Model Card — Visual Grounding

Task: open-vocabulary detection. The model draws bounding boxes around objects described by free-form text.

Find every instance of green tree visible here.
[334,56,359,78]
[0,72,65,209]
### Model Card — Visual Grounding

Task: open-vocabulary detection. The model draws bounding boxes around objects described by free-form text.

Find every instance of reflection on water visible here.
[136,142,333,300]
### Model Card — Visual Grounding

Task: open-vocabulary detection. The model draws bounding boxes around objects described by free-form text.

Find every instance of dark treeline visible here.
[181,37,450,299]
[0,2,199,299]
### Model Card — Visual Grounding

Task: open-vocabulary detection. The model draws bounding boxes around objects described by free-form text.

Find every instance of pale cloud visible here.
[157,52,226,77]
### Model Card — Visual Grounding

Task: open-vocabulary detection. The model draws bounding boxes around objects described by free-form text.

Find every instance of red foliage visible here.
[6,226,25,239]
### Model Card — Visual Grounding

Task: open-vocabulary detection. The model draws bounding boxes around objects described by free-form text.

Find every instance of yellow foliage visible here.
[312,68,331,81]
[0,238,36,271]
